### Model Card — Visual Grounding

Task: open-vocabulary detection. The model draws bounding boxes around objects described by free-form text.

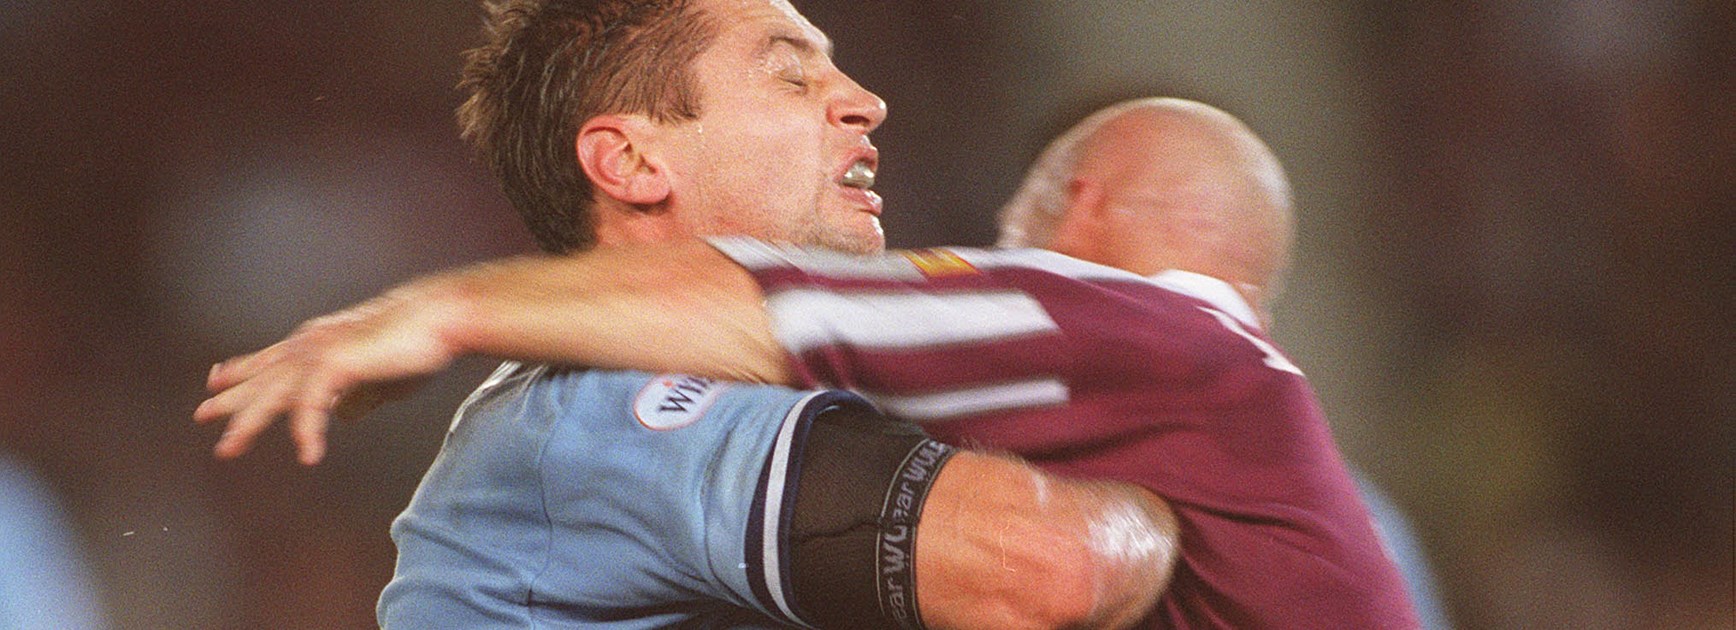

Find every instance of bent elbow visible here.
[1035,487,1180,629]
[1025,543,1115,629]
[917,457,1178,630]
[1002,520,1174,629]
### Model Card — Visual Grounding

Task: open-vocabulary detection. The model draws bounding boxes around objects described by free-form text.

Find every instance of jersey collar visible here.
[1146,270,1262,330]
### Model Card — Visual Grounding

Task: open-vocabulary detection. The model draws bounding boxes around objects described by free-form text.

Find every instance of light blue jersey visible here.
[379,364,858,629]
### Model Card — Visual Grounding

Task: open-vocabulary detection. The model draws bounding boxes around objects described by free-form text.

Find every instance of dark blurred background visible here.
[1,1,1729,628]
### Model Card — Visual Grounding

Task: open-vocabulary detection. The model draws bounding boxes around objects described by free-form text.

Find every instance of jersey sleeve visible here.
[383,365,872,628]
[535,372,871,628]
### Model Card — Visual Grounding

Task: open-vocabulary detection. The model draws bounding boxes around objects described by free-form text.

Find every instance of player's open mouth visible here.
[840,160,876,190]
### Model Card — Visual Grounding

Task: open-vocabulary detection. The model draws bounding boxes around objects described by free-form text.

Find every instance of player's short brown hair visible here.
[459,0,716,253]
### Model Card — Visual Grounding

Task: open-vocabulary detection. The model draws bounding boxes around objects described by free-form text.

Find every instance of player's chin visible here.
[822,215,884,255]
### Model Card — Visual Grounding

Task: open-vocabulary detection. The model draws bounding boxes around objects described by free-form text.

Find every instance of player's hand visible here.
[193,284,462,465]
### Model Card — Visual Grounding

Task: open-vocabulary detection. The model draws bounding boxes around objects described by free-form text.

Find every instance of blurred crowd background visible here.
[1,1,1729,627]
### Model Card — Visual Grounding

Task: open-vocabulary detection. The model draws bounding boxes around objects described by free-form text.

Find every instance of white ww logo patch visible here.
[634,374,731,430]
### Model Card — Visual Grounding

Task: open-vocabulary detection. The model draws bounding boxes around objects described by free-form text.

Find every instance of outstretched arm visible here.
[195,239,786,464]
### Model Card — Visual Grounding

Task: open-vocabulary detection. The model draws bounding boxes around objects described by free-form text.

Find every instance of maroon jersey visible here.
[711,239,1421,629]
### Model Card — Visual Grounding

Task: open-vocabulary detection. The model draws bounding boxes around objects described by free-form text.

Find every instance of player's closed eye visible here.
[778,66,808,90]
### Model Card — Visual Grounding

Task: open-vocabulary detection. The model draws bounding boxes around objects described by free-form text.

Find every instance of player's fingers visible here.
[290,371,346,466]
[212,372,299,460]
[290,404,330,466]
[208,353,261,393]
[207,339,296,393]
[193,373,268,424]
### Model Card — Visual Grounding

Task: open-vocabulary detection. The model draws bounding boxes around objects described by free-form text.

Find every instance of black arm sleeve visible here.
[787,403,957,630]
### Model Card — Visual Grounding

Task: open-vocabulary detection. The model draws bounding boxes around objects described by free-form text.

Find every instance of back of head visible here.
[998,98,1295,298]
[459,0,717,253]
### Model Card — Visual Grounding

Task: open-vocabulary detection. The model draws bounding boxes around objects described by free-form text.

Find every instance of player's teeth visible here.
[842,161,875,189]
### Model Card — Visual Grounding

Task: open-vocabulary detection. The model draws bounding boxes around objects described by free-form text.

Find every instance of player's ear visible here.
[576,114,671,206]
[1064,176,1110,224]
[1045,176,1109,257]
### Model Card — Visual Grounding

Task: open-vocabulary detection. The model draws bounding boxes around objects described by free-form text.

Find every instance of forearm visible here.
[428,239,793,383]
[196,238,793,465]
[917,453,1179,630]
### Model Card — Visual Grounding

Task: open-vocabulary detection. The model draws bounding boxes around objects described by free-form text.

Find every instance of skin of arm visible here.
[443,240,793,384]
[195,237,1180,628]
[920,453,1179,629]
[196,240,788,464]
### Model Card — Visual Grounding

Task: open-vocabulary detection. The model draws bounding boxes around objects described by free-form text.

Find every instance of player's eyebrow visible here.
[758,30,833,60]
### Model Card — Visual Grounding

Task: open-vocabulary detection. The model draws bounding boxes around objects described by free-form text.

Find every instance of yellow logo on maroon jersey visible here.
[902,249,979,278]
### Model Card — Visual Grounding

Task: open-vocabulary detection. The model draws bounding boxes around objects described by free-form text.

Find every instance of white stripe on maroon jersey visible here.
[710,237,1151,283]
[864,378,1070,423]
[710,237,928,280]
[765,289,1059,354]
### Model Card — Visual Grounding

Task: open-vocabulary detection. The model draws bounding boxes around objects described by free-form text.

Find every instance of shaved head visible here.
[999,98,1294,305]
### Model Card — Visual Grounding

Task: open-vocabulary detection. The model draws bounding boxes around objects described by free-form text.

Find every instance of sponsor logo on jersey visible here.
[634,374,730,430]
[901,248,979,278]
